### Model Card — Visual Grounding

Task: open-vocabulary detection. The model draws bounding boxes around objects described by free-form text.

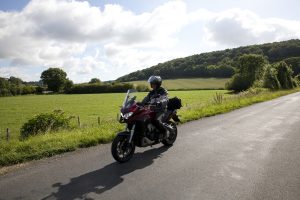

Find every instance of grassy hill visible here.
[128,78,230,90]
[117,39,300,82]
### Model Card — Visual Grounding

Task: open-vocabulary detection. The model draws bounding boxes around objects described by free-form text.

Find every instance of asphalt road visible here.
[1,92,300,200]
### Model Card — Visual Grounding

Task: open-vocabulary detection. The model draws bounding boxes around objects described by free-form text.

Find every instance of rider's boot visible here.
[153,120,167,140]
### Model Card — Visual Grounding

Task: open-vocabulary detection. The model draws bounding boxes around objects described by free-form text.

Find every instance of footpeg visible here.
[141,137,155,147]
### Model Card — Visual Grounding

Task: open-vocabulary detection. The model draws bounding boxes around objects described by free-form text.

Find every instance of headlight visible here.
[123,112,134,119]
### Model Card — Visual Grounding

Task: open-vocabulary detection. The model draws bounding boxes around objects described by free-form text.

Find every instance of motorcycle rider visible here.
[140,76,168,138]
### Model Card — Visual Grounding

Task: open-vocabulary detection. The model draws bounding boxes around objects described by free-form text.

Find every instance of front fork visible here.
[126,124,135,144]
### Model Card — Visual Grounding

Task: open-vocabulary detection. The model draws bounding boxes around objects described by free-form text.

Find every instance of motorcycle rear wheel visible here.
[111,135,135,163]
[162,122,177,146]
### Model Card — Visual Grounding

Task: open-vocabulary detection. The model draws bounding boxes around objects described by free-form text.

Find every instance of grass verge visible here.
[180,88,300,122]
[1,88,300,166]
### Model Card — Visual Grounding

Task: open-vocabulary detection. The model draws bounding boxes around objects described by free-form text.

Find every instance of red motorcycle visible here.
[111,89,181,163]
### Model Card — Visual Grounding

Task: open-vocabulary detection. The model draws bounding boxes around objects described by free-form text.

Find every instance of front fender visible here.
[117,131,130,137]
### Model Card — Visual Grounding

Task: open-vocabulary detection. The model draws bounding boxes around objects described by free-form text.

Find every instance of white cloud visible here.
[104,43,183,72]
[0,1,299,82]
[0,0,189,81]
[0,66,36,81]
[203,9,300,47]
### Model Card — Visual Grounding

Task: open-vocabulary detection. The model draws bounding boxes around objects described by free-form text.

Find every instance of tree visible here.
[283,57,300,76]
[275,61,294,89]
[0,77,11,96]
[226,54,267,91]
[63,79,73,93]
[262,65,281,89]
[238,54,266,83]
[9,76,23,85]
[295,74,300,86]
[89,78,101,84]
[41,68,67,92]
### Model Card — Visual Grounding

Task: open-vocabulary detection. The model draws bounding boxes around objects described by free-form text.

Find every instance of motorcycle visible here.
[111,89,181,163]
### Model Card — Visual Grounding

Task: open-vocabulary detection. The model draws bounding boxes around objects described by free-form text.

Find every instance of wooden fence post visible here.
[98,117,100,125]
[77,116,81,127]
[6,128,10,142]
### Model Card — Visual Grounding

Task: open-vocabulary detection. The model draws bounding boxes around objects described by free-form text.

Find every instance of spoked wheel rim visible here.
[116,138,133,159]
[162,122,177,146]
[112,135,135,162]
[167,123,177,141]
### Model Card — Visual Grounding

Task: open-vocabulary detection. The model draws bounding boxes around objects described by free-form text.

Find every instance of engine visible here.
[145,123,156,140]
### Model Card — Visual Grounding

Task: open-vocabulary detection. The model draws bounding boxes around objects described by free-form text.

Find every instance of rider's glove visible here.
[156,102,162,106]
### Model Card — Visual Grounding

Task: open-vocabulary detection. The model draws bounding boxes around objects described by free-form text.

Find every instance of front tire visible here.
[111,135,135,163]
[162,122,177,146]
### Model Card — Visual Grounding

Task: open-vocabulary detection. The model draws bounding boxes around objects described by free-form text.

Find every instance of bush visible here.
[212,92,224,104]
[135,84,149,92]
[20,110,73,138]
[247,87,269,95]
[67,82,134,94]
[36,86,45,94]
[22,85,36,95]
[225,73,251,92]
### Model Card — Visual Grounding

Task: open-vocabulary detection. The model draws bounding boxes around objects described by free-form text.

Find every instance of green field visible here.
[0,90,227,140]
[128,78,230,90]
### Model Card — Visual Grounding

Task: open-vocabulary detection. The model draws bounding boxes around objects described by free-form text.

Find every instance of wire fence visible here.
[1,113,121,142]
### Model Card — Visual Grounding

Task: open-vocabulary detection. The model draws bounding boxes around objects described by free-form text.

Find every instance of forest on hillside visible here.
[117,39,300,82]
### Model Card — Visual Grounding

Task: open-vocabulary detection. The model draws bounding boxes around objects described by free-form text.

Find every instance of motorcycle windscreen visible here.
[122,89,144,109]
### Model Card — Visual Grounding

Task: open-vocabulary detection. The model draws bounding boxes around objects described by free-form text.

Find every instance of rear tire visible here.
[111,135,135,163]
[162,122,177,146]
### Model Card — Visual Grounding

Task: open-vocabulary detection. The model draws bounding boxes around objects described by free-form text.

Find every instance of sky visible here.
[0,0,299,83]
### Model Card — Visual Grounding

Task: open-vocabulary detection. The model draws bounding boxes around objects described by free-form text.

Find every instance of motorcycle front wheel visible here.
[111,135,135,163]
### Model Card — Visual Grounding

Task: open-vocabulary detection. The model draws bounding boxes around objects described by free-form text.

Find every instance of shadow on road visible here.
[42,146,170,200]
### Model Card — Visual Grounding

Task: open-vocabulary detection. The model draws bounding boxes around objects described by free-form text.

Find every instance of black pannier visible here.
[167,97,182,110]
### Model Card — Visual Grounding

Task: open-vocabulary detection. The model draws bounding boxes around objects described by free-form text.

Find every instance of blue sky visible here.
[0,0,299,82]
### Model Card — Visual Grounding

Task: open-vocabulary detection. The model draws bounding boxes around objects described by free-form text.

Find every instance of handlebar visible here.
[136,103,157,110]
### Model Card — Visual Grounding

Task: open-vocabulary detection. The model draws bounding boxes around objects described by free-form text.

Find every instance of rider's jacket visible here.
[141,87,168,111]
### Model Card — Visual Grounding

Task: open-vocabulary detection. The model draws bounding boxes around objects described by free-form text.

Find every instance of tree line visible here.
[0,77,42,96]
[0,68,143,97]
[117,39,300,82]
